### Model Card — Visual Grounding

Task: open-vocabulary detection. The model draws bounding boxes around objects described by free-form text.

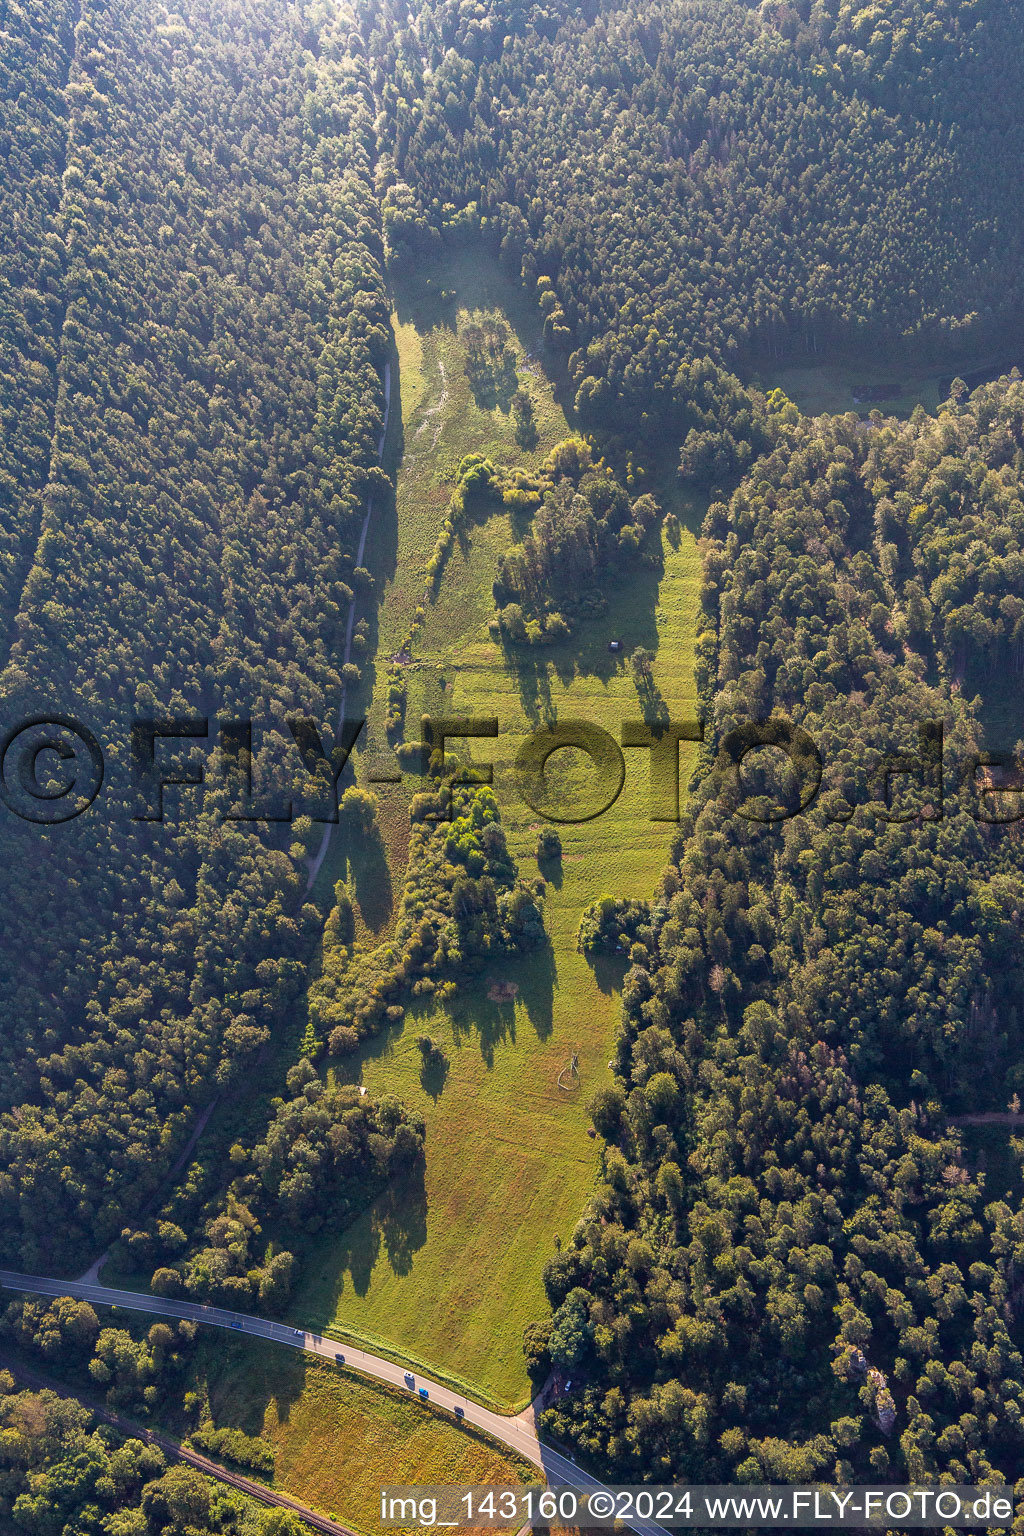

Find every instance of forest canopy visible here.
[361,0,1024,437]
[0,0,389,1267]
[4,0,1024,1513]
[541,380,1024,1486]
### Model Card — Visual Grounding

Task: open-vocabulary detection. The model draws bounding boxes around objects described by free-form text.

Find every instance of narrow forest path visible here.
[75,1099,219,1285]
[306,363,393,894]
[416,354,449,456]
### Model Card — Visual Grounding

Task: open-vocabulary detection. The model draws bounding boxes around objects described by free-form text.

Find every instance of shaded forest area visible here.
[540,381,1024,1486]
[5,0,1024,1508]
[360,0,1024,445]
[0,0,394,1270]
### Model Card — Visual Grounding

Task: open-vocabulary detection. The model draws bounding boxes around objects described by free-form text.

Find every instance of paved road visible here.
[0,1269,672,1536]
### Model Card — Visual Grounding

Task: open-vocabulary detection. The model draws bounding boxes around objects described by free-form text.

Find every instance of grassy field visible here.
[311,243,577,929]
[186,1336,533,1536]
[755,357,943,417]
[375,244,576,660]
[751,341,1024,420]
[294,243,702,1407]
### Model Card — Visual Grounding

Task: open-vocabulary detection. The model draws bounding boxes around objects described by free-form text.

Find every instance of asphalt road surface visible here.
[0,1268,673,1536]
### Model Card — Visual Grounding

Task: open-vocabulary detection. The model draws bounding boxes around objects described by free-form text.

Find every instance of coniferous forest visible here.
[0,0,390,1269]
[3,0,1024,1526]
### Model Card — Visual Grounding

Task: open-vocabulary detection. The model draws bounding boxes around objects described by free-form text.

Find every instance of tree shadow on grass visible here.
[634,677,671,732]
[505,647,555,728]
[463,320,520,412]
[520,942,557,1042]
[392,264,458,335]
[378,1164,429,1276]
[588,951,626,999]
[426,941,558,1065]
[200,1334,309,1438]
[452,490,499,570]
[502,552,666,725]
[446,987,518,1070]
[419,1049,450,1101]
[537,850,563,890]
[350,832,395,935]
[326,1159,430,1298]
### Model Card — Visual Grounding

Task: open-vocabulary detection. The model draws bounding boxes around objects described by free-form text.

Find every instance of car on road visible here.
[230,1321,242,1331]
[418,1387,429,1400]
[335,1353,345,1365]
[404,1372,415,1388]
[293,1328,303,1338]
[454,1406,465,1421]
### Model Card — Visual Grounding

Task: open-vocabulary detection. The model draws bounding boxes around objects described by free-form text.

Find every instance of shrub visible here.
[417,1034,448,1068]
[537,828,562,862]
[189,1425,275,1475]
[523,1318,553,1377]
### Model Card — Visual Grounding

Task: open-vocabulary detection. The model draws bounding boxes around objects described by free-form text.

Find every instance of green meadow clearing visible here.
[295,247,702,1407]
[754,339,1024,421]
[185,1337,532,1536]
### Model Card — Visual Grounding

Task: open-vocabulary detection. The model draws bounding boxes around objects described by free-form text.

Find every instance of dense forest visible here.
[6,0,1024,1517]
[0,1373,298,1534]
[357,0,1024,440]
[0,1,78,626]
[538,381,1024,1484]
[0,0,391,1270]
